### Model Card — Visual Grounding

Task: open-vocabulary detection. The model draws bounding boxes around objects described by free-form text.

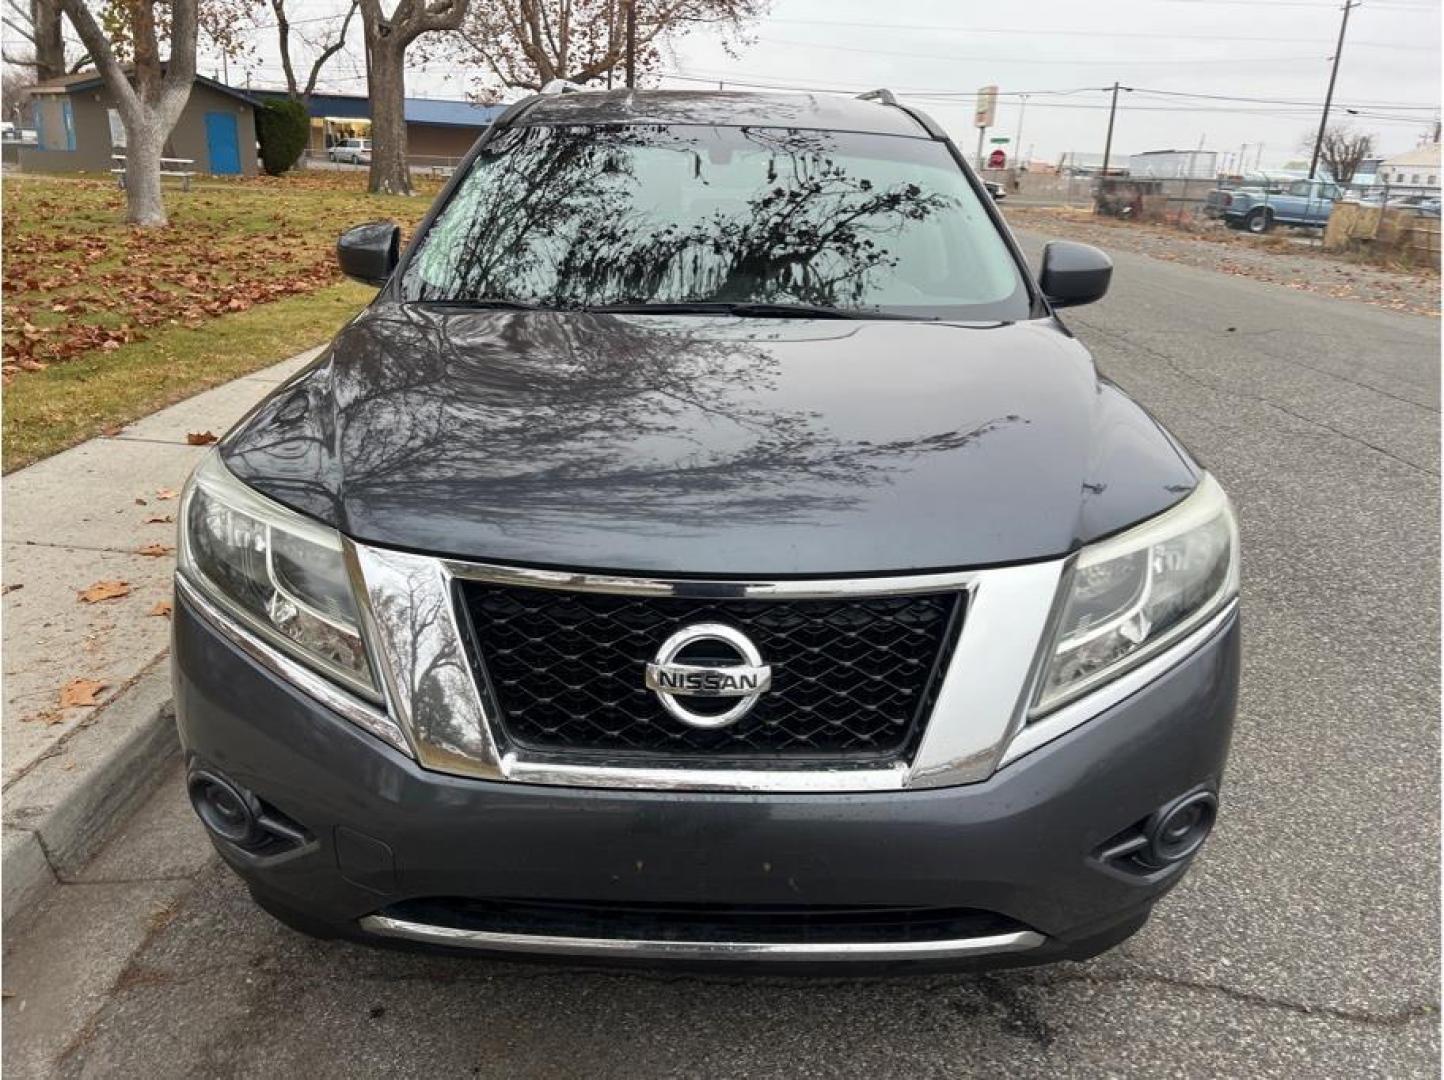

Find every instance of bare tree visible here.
[1301,125,1376,184]
[270,0,357,103]
[58,0,197,226]
[454,0,765,93]
[358,0,468,196]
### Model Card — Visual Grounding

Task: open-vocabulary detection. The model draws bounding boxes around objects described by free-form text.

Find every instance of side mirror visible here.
[337,221,400,287]
[1039,240,1112,308]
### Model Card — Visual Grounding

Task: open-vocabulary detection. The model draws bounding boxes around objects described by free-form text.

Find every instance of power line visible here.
[761,16,1438,51]
[1122,86,1440,109]
[754,36,1342,66]
[652,69,1435,126]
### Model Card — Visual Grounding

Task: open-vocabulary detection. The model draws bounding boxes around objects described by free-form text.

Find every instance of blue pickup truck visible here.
[1205,178,1342,233]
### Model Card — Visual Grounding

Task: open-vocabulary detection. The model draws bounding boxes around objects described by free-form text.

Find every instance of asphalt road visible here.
[5,230,1439,1078]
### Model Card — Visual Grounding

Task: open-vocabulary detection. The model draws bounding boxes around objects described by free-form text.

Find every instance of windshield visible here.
[400,124,1031,320]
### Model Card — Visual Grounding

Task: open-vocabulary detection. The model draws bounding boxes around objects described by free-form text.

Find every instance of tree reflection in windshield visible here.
[403,124,1028,321]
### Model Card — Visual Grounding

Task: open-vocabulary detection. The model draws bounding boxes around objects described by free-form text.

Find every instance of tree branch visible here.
[301,0,357,98]
[56,0,139,116]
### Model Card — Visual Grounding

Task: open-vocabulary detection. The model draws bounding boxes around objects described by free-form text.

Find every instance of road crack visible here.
[1077,319,1440,478]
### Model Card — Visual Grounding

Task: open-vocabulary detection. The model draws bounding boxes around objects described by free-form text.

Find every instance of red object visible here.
[987,149,1007,169]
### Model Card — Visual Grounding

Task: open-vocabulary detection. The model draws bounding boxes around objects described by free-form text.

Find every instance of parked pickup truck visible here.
[1206,178,1341,233]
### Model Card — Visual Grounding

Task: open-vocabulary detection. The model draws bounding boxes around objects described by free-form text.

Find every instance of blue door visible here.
[204,111,240,175]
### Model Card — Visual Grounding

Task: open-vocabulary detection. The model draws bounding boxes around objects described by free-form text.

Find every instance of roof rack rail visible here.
[856,89,900,106]
[539,79,586,96]
[856,87,945,140]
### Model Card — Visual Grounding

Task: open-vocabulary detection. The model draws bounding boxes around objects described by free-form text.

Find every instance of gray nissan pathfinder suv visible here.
[173,86,1240,970]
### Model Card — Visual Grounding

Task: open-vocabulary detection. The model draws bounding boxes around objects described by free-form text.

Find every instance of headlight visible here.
[178,452,379,700]
[1032,473,1239,715]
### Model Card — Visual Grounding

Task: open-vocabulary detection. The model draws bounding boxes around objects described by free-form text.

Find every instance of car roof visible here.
[516,89,936,139]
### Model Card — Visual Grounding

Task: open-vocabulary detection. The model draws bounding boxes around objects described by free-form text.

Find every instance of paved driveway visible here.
[5,231,1439,1078]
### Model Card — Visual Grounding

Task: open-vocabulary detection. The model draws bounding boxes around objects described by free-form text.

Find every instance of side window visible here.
[1287,180,1310,197]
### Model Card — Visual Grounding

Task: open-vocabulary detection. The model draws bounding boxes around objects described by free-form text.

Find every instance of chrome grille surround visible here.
[345,540,1072,792]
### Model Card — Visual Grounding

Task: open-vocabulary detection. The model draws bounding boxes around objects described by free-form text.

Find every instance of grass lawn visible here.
[2,171,441,470]
[4,281,375,469]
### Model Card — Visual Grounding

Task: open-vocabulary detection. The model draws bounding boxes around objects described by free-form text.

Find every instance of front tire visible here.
[1245,208,1273,234]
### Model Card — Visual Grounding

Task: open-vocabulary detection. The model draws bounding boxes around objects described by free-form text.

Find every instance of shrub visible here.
[256,99,310,176]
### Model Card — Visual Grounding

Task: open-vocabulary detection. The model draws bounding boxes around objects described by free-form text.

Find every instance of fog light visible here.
[188,770,262,847]
[1145,791,1217,866]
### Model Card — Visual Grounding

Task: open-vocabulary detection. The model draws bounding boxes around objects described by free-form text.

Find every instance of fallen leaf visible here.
[185,431,218,446]
[1,583,22,595]
[20,707,64,726]
[78,579,131,603]
[155,488,178,500]
[144,514,173,524]
[59,677,107,708]
[148,599,173,618]
[101,424,123,437]
[136,543,173,558]
[134,497,147,506]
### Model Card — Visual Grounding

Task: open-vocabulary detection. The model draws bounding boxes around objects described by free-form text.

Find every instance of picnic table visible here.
[111,153,197,191]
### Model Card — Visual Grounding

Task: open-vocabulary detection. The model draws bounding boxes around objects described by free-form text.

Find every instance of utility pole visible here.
[1310,0,1360,179]
[624,0,636,88]
[1101,81,1121,177]
[1013,94,1028,165]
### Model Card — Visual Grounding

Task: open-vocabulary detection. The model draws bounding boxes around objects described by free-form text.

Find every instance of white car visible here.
[328,138,372,165]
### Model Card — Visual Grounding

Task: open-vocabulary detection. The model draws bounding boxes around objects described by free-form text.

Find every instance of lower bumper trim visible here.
[357,913,1047,962]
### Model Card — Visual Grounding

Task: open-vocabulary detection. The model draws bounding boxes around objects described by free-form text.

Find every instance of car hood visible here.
[221,305,1198,576]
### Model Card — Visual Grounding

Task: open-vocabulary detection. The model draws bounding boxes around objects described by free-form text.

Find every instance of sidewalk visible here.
[2,346,323,922]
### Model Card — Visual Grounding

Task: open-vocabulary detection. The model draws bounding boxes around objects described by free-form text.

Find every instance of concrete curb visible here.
[2,660,178,927]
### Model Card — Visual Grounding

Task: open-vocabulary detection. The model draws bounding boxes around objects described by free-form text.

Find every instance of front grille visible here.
[456,583,964,762]
[381,897,1025,945]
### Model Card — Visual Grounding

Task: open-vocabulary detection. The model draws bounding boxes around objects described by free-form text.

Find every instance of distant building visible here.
[1127,149,1218,181]
[251,90,505,165]
[1377,144,1441,190]
[19,71,259,176]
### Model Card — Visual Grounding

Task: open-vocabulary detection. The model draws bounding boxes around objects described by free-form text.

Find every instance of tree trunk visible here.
[32,0,65,81]
[58,0,196,227]
[367,40,410,196]
[123,124,167,226]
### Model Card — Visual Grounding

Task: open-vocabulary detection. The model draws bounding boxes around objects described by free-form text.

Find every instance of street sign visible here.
[987,148,1007,169]
[975,85,998,129]
[990,137,1010,144]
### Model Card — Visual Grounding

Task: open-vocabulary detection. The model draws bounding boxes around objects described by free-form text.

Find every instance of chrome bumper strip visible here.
[357,914,1047,962]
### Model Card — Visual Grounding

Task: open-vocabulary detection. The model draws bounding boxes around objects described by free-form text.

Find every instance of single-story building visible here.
[251,90,505,165]
[19,70,259,177]
[1377,144,1441,190]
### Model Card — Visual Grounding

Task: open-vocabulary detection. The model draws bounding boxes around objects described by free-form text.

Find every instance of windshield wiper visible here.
[414,297,546,310]
[584,301,923,320]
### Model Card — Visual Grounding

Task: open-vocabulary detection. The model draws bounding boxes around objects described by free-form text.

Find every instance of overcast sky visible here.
[200,0,1441,168]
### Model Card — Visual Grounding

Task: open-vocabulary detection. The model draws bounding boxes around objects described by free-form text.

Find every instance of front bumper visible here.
[173,590,1240,970]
